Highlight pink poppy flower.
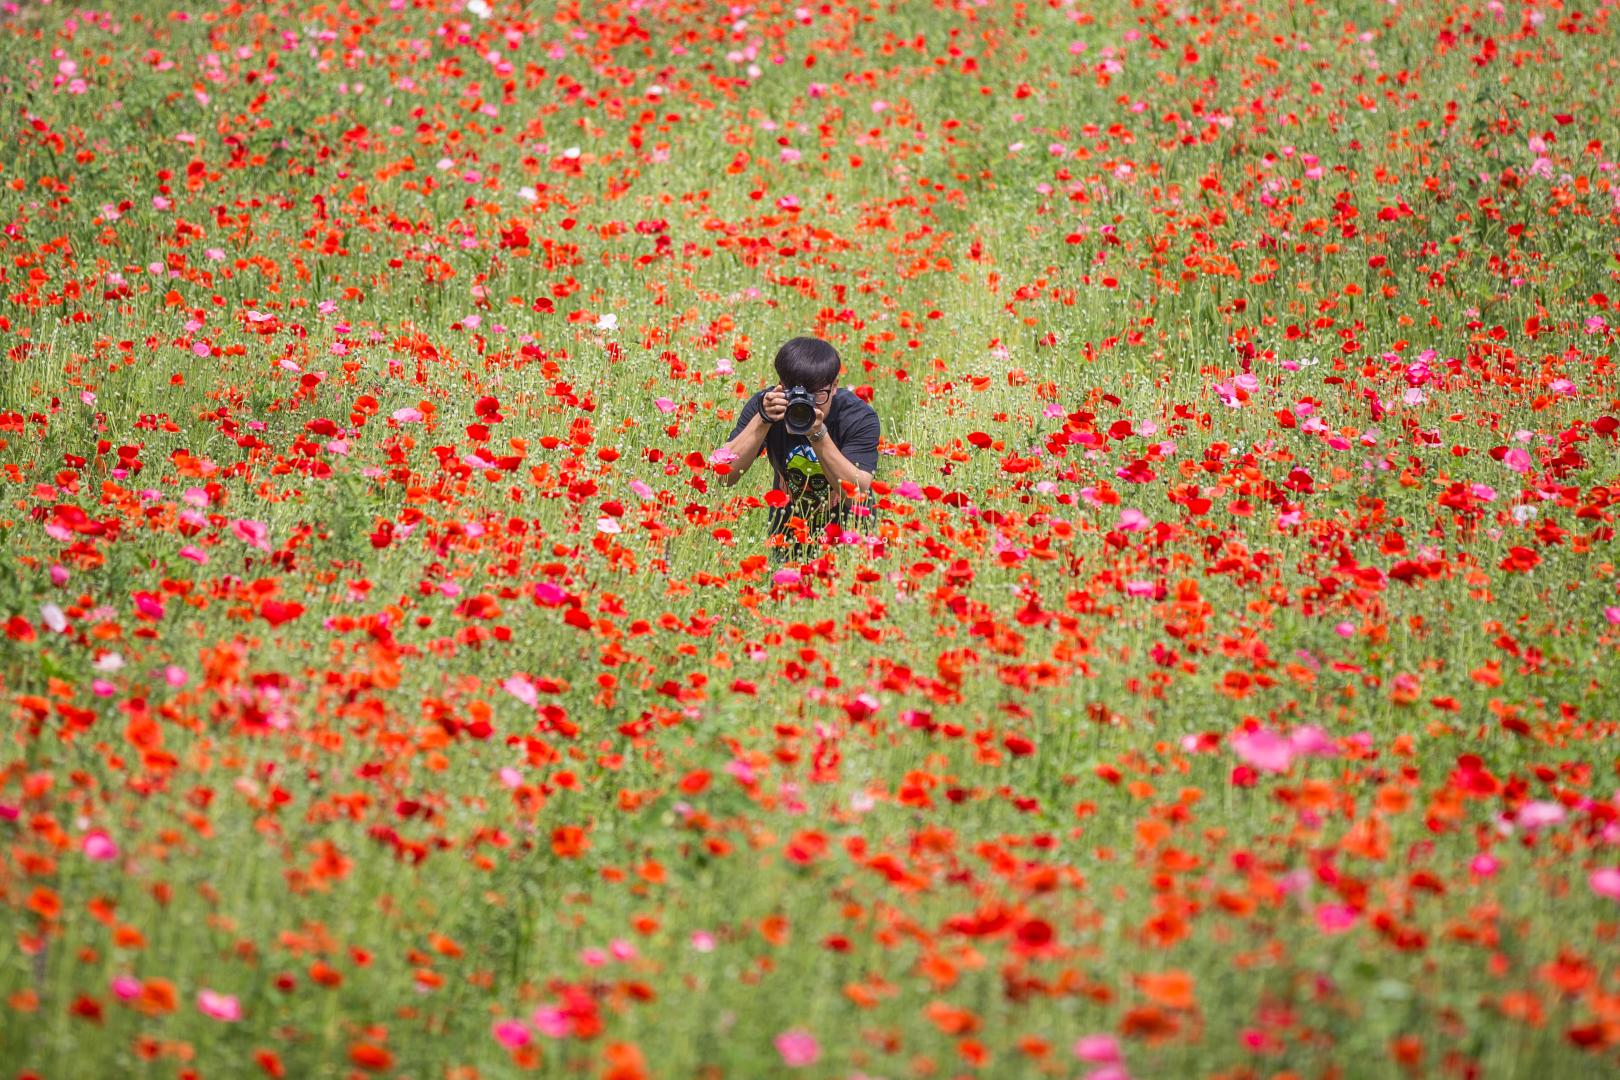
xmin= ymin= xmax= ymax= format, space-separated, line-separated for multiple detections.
xmin=1289 ymin=725 xmax=1337 ymax=758
xmin=531 ymin=1004 xmax=569 ymax=1038
xmin=1085 ymin=1068 xmax=1133 ymax=1080
xmin=493 ymin=1020 xmax=531 ymax=1048
xmin=197 ymin=989 xmax=241 ymax=1021
xmin=775 ymin=1029 xmax=820 ymax=1068
xmin=1516 ymin=801 xmax=1565 ymax=830
xmin=1232 ymin=729 xmax=1294 ymax=773
xmin=1590 ymin=868 xmax=1620 ymax=900
xmin=230 ymin=518 xmax=271 ymax=552
xmin=1315 ymin=904 xmax=1359 ymax=933
xmin=1073 ymin=1034 xmax=1121 ymax=1063
xmin=83 ymin=832 xmax=119 ymax=861
xmin=502 ymin=676 xmax=538 ymax=707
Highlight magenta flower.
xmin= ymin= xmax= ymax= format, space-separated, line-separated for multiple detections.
xmin=83 ymin=832 xmax=119 ymax=861
xmin=1289 ymin=725 xmax=1337 ymax=758
xmin=1591 ymin=867 xmax=1620 ymax=901
xmin=775 ymin=1029 xmax=820 ymax=1068
xmin=1515 ymin=801 xmax=1565 ymax=831
xmin=502 ymin=675 xmax=538 ymax=707
xmin=1073 ymin=1034 xmax=1122 ymax=1063
xmin=1232 ymin=728 xmax=1294 ymax=773
xmin=230 ymin=518 xmax=271 ymax=552
xmin=197 ymin=989 xmax=241 ymax=1021
xmin=1085 ymin=1068 xmax=1133 ymax=1080
xmin=492 ymin=1020 xmax=531 ymax=1049
xmin=1314 ymin=904 xmax=1359 ymax=934
xmin=531 ymin=1004 xmax=569 ymax=1038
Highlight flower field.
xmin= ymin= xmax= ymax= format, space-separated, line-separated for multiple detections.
xmin=5 ymin=0 xmax=1620 ymax=1075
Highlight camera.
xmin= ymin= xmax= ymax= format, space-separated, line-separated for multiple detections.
xmin=782 ymin=384 xmax=817 ymax=435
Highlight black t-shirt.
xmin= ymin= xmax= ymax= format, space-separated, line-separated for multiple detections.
xmin=728 ymin=386 xmax=880 ymax=531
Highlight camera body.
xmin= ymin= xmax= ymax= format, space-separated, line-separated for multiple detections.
xmin=783 ymin=384 xmax=818 ymax=435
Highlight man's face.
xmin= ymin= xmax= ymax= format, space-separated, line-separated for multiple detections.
xmin=778 ymin=375 xmax=836 ymax=403
xmin=806 ymin=376 xmax=836 ymax=429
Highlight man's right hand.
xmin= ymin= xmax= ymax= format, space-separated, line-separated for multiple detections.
xmin=761 ymin=385 xmax=788 ymax=423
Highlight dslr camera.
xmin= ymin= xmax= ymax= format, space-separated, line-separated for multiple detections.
xmin=782 ymin=384 xmax=818 ymax=435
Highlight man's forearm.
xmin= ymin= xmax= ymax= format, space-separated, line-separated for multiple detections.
xmin=716 ymin=414 xmax=771 ymax=486
xmin=811 ymin=435 xmax=873 ymax=501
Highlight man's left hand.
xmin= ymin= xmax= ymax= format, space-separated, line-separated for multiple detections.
xmin=809 ymin=397 xmax=831 ymax=437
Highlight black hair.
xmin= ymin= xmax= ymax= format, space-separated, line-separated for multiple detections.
xmin=774 ymin=336 xmax=841 ymax=391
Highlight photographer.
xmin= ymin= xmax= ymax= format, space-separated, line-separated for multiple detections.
xmin=713 ymin=336 xmax=880 ymax=558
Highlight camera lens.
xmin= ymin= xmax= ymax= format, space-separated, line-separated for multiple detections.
xmin=784 ymin=385 xmax=816 ymax=434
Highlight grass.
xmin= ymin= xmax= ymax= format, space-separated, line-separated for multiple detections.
xmin=1 ymin=0 xmax=1620 ymax=1077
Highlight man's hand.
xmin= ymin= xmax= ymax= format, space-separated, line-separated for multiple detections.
xmin=761 ymin=385 xmax=788 ymax=423
xmin=713 ymin=386 xmax=781 ymax=487
xmin=808 ymin=394 xmax=832 ymax=436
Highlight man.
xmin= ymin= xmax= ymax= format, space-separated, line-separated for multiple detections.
xmin=714 ymin=336 xmax=880 ymax=558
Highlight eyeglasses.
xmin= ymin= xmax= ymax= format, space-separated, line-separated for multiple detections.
xmin=811 ymin=386 xmax=835 ymax=404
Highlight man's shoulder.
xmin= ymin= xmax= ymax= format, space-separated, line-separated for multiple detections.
xmin=835 ymin=387 xmax=879 ymax=421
